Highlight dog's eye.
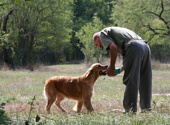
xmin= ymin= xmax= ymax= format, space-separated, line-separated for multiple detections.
xmin=98 ymin=65 xmax=101 ymax=67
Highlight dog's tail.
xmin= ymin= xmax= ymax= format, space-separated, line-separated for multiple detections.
xmin=43 ymin=78 xmax=58 ymax=101
xmin=43 ymin=88 xmax=47 ymax=100
xmin=43 ymin=80 xmax=49 ymax=100
xmin=43 ymin=79 xmax=55 ymax=101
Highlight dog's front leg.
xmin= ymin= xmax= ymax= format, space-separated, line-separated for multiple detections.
xmin=84 ymin=99 xmax=94 ymax=112
xmin=73 ymin=100 xmax=84 ymax=113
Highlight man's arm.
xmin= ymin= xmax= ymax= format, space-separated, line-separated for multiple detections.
xmin=106 ymin=42 xmax=118 ymax=76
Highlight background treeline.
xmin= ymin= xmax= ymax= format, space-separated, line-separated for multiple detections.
xmin=0 ymin=0 xmax=169 ymax=69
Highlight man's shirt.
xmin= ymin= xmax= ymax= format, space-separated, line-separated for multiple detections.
xmin=99 ymin=27 xmax=142 ymax=54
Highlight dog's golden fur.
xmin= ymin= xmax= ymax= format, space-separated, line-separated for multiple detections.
xmin=44 ymin=63 xmax=107 ymax=113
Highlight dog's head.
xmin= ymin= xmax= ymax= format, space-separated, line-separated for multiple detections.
xmin=90 ymin=63 xmax=108 ymax=76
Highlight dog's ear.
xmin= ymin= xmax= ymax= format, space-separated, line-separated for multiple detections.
xmin=85 ymin=68 xmax=93 ymax=77
xmin=98 ymin=65 xmax=101 ymax=68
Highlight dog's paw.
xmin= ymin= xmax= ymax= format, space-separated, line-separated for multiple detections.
xmin=73 ymin=105 xmax=77 ymax=112
xmin=73 ymin=105 xmax=81 ymax=113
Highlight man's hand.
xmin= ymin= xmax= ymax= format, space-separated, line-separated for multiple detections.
xmin=120 ymin=65 xmax=124 ymax=72
xmin=106 ymin=65 xmax=117 ymax=77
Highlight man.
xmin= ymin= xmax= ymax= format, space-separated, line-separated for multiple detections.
xmin=93 ymin=27 xmax=152 ymax=114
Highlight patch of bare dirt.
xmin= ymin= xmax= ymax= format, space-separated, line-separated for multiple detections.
xmin=4 ymin=99 xmax=124 ymax=115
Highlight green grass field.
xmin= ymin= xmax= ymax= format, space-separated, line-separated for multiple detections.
xmin=0 ymin=63 xmax=170 ymax=124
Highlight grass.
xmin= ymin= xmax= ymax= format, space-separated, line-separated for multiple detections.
xmin=0 ymin=63 xmax=170 ymax=124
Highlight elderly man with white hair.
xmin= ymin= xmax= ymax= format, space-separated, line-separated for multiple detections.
xmin=93 ymin=27 xmax=152 ymax=114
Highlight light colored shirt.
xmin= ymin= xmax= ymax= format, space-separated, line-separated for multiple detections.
xmin=99 ymin=27 xmax=142 ymax=54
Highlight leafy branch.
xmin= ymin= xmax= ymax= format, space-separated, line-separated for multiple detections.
xmin=144 ymin=0 xmax=170 ymax=38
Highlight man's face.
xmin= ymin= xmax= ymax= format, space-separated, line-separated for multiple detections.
xmin=94 ymin=37 xmax=104 ymax=49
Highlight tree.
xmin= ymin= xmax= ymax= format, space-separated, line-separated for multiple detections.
xmin=0 ymin=0 xmax=73 ymax=68
xmin=143 ymin=0 xmax=170 ymax=40
xmin=0 ymin=1 xmax=15 ymax=69
xmin=111 ymin=0 xmax=169 ymax=41
xmin=76 ymin=17 xmax=106 ymax=64
xmin=65 ymin=0 xmax=115 ymax=63
xmin=111 ymin=0 xmax=170 ymax=62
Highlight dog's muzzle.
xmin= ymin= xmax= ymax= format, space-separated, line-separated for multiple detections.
xmin=99 ymin=70 xmax=106 ymax=75
xmin=99 ymin=65 xmax=108 ymax=75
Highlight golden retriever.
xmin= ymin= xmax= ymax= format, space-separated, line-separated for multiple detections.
xmin=44 ymin=63 xmax=107 ymax=113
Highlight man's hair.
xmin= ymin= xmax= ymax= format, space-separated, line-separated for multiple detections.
xmin=92 ymin=32 xmax=100 ymax=41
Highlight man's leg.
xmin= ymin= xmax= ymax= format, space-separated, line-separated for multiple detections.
xmin=123 ymin=42 xmax=143 ymax=113
xmin=139 ymin=44 xmax=152 ymax=112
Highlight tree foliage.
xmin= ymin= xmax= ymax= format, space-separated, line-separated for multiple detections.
xmin=111 ymin=0 xmax=170 ymax=62
xmin=111 ymin=0 xmax=170 ymax=43
xmin=66 ymin=0 xmax=114 ymax=63
xmin=0 ymin=0 xmax=73 ymax=68
xmin=0 ymin=0 xmax=170 ymax=67
xmin=76 ymin=17 xmax=106 ymax=63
